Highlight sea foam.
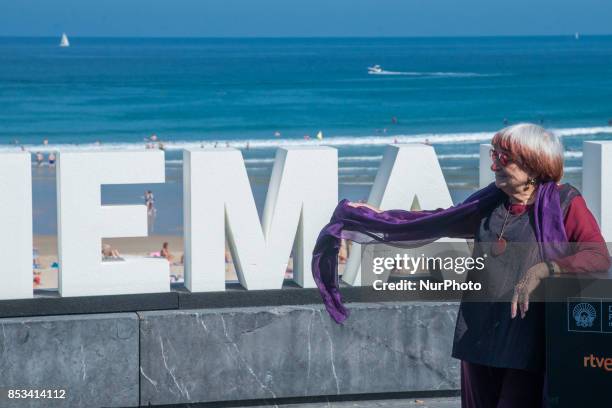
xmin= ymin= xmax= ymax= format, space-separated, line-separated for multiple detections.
xmin=4 ymin=126 xmax=611 ymax=153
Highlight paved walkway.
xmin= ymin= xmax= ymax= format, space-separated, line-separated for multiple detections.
xmin=240 ymin=397 xmax=460 ymax=408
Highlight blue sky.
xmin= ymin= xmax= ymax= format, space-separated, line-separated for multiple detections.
xmin=1 ymin=0 xmax=611 ymax=37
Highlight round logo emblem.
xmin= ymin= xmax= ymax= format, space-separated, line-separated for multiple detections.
xmin=573 ymin=303 xmax=597 ymax=328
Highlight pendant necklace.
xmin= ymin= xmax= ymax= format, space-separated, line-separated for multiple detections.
xmin=492 ymin=185 xmax=536 ymax=257
xmin=491 ymin=205 xmax=511 ymax=257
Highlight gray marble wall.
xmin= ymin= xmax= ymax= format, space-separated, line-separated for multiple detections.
xmin=0 ymin=302 xmax=459 ymax=407
xmin=139 ymin=302 xmax=460 ymax=406
xmin=0 ymin=313 xmax=139 ymax=408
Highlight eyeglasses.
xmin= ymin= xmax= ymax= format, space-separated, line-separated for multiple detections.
xmin=489 ymin=149 xmax=513 ymax=167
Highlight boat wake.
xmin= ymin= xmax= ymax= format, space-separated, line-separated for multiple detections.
xmin=368 ymin=70 xmax=499 ymax=77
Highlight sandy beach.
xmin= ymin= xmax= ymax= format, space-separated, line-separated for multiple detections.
xmin=33 ymin=234 xmax=189 ymax=289
xmin=32 ymin=234 xmax=303 ymax=290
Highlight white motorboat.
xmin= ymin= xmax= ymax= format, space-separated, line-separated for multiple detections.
xmin=368 ymin=65 xmax=383 ymax=74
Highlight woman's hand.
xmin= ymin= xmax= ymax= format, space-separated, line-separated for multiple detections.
xmin=347 ymin=202 xmax=383 ymax=213
xmin=511 ymin=262 xmax=555 ymax=319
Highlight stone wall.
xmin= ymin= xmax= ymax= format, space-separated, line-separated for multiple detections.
xmin=0 ymin=313 xmax=139 ymax=407
xmin=0 ymin=301 xmax=459 ymax=407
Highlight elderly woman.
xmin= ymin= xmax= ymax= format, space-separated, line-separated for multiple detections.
xmin=312 ymin=123 xmax=610 ymax=408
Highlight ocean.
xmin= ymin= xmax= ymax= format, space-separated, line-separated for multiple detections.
xmin=1 ymin=36 xmax=612 ymax=234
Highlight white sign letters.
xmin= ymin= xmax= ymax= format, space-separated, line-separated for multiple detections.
xmin=0 ymin=153 xmax=33 ymax=299
xmin=56 ymin=151 xmax=170 ymax=296
xmin=184 ymin=147 xmax=337 ymax=291
xmin=0 ymin=140 xmax=608 ymax=300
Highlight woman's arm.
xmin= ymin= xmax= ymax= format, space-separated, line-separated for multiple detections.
xmin=514 ymin=196 xmax=610 ymax=318
xmin=554 ymin=196 xmax=611 ymax=273
xmin=347 ymin=202 xmax=382 ymax=212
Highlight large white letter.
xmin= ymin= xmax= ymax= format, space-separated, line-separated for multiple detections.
xmin=479 ymin=144 xmax=494 ymax=188
xmin=56 ymin=151 xmax=169 ymax=296
xmin=0 ymin=153 xmax=33 ymax=300
xmin=183 ymin=146 xmax=337 ymax=291
xmin=342 ymin=144 xmax=467 ymax=286
xmin=582 ymin=141 xmax=612 ymax=242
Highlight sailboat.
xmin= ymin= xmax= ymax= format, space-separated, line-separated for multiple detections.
xmin=316 ymin=131 xmax=323 ymax=141
xmin=60 ymin=33 xmax=70 ymax=47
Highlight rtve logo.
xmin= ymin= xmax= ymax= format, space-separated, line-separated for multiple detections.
xmin=583 ymin=354 xmax=612 ymax=372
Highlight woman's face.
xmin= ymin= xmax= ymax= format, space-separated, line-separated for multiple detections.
xmin=490 ymin=147 xmax=533 ymax=193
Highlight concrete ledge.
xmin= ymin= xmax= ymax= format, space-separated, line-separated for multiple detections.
xmin=139 ymin=302 xmax=459 ymax=406
xmin=0 ymin=313 xmax=139 ymax=407
xmin=1 ymin=281 xmax=459 ymax=319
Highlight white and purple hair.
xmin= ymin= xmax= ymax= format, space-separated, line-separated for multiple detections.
xmin=492 ymin=123 xmax=564 ymax=182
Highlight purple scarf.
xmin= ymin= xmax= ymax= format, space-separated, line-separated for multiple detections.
xmin=312 ymin=181 xmax=568 ymax=324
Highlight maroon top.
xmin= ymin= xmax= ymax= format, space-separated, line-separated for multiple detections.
xmin=452 ymin=184 xmax=610 ymax=371
xmin=508 ymin=195 xmax=610 ymax=273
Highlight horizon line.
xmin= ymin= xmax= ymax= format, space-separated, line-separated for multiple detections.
xmin=1 ymin=33 xmax=611 ymax=40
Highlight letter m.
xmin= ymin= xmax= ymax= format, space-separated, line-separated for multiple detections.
xmin=184 ymin=147 xmax=337 ymax=291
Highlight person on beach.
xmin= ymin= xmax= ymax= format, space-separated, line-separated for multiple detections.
xmin=160 ymin=242 xmax=174 ymax=262
xmin=35 ymin=152 xmax=44 ymax=166
xmin=143 ymin=190 xmax=156 ymax=232
xmin=47 ymin=152 xmax=56 ymax=166
xmin=312 ymin=123 xmax=610 ymax=408
xmin=147 ymin=202 xmax=156 ymax=231
xmin=32 ymin=248 xmax=41 ymax=269
xmin=145 ymin=191 xmax=156 ymax=215
xmin=338 ymin=239 xmax=348 ymax=264
xmin=144 ymin=190 xmax=154 ymax=206
xmin=101 ymin=244 xmax=122 ymax=260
